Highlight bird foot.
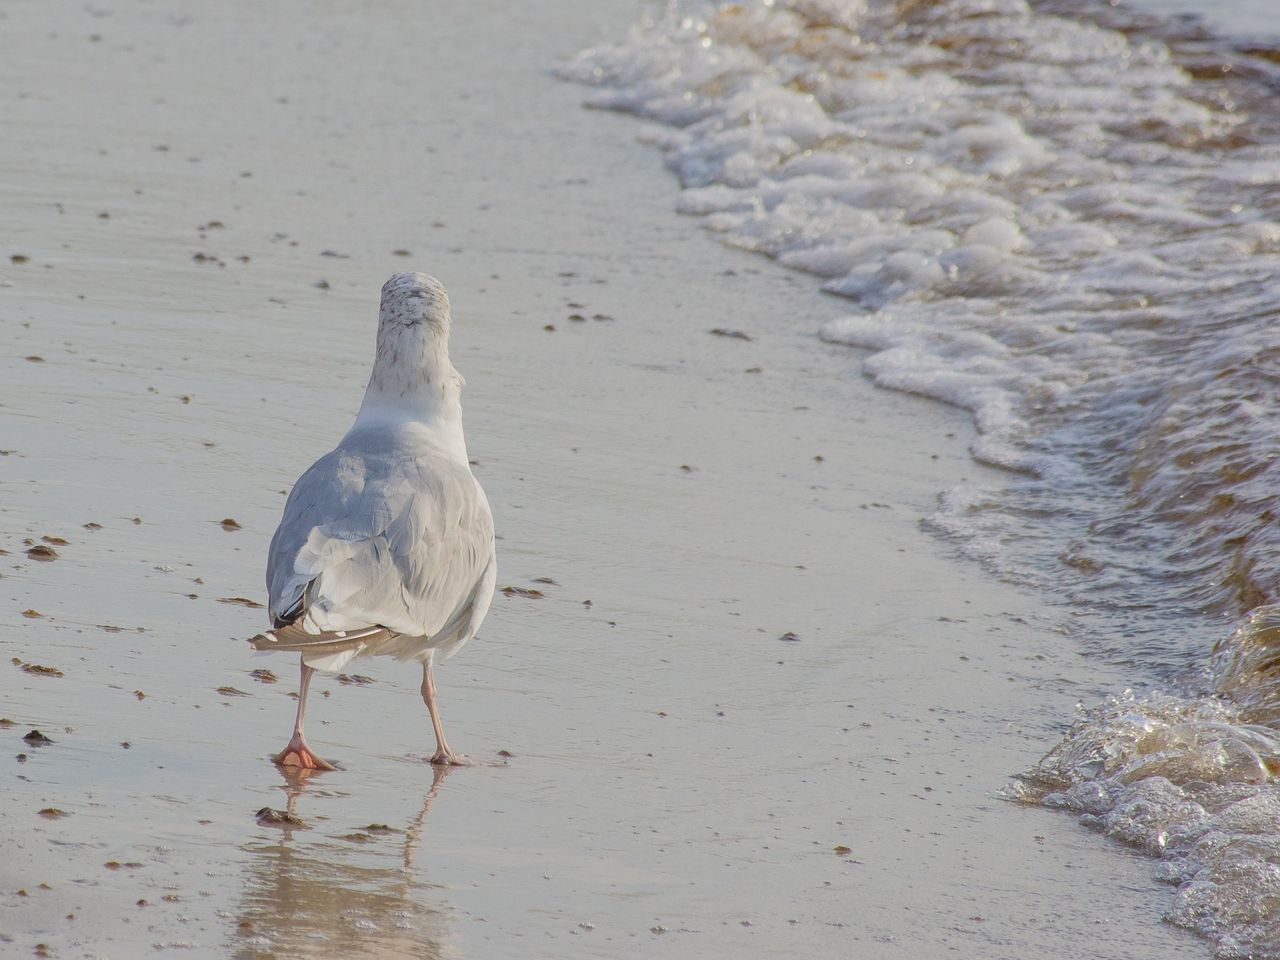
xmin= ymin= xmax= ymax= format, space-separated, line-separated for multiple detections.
xmin=273 ymin=735 xmax=336 ymax=771
xmin=429 ymin=749 xmax=474 ymax=767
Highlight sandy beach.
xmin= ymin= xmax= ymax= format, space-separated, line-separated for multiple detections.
xmin=0 ymin=2 xmax=1208 ymax=958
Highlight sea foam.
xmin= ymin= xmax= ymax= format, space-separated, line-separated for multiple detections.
xmin=562 ymin=0 xmax=1280 ymax=953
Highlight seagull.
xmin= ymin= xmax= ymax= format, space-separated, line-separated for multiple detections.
xmin=248 ymin=272 xmax=496 ymax=769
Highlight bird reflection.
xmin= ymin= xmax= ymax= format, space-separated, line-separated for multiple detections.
xmin=232 ymin=764 xmax=456 ymax=958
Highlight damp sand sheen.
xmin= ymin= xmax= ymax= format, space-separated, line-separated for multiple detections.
xmin=1 ymin=2 xmax=1277 ymax=959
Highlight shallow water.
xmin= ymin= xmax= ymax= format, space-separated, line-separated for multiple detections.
xmin=561 ymin=0 xmax=1280 ymax=954
xmin=7 ymin=3 xmax=1218 ymax=958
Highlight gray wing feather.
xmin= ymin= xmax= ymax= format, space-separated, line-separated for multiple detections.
xmin=266 ymin=437 xmax=495 ymax=650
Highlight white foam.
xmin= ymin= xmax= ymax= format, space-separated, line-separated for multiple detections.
xmin=1013 ymin=611 xmax=1280 ymax=957
xmin=562 ymin=1 xmax=1280 ymax=953
xmin=558 ymin=0 xmax=1280 ymax=588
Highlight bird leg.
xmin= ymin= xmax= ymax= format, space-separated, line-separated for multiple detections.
xmin=274 ymin=658 xmax=336 ymax=771
xmin=421 ymin=657 xmax=471 ymax=765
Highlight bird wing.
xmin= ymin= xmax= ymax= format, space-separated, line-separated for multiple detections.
xmin=266 ymin=437 xmax=495 ymax=645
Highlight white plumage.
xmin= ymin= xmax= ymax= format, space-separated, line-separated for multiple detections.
xmin=250 ymin=272 xmax=496 ymax=768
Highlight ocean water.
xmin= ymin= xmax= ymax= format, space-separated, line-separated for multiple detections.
xmin=560 ymin=1 xmax=1280 ymax=956
xmin=1128 ymin=0 xmax=1277 ymax=39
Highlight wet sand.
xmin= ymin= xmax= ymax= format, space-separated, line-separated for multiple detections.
xmin=1 ymin=3 xmax=1204 ymax=958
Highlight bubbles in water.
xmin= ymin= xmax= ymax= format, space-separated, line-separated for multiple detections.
xmin=1014 ymin=627 xmax=1280 ymax=957
xmin=559 ymin=0 xmax=1280 ymax=636
xmin=562 ymin=2 xmax=1280 ymax=954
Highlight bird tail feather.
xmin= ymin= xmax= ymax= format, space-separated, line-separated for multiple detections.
xmin=247 ymin=623 xmax=393 ymax=656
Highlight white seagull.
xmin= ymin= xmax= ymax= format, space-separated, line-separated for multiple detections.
xmin=248 ymin=272 xmax=496 ymax=769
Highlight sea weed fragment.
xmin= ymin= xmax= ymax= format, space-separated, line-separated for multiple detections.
xmin=501 ymin=586 xmax=544 ymax=599
xmin=19 ymin=663 xmax=63 ymax=677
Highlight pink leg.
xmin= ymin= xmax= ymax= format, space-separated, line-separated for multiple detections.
xmin=274 ymin=657 xmax=336 ymax=771
xmin=421 ymin=657 xmax=470 ymax=766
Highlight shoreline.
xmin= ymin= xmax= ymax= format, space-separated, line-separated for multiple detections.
xmin=1 ymin=2 xmax=1205 ymax=957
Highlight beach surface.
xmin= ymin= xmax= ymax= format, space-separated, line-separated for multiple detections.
xmin=1 ymin=2 xmax=1204 ymax=958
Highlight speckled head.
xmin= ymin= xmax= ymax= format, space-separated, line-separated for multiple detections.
xmin=363 ymin=273 xmax=463 ymax=419
xmin=378 ymin=272 xmax=451 ymax=335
